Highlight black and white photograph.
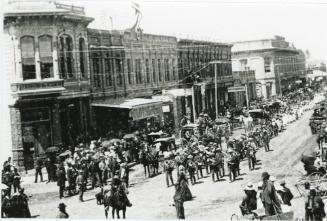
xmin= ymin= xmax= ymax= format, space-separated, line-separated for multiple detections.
xmin=1 ymin=0 xmax=327 ymax=219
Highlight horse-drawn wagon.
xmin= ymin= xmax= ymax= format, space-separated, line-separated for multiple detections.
xmin=296 ymin=150 xmax=327 ymax=198
xmin=231 ymin=208 xmax=294 ymax=220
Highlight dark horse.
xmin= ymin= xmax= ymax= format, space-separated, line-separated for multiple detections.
xmin=104 ymin=189 xmax=127 ymax=219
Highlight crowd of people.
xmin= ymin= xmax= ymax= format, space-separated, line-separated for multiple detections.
xmin=1 ymin=87 xmax=321 ymax=219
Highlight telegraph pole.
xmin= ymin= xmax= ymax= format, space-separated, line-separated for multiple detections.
xmin=209 ymin=60 xmax=231 ymax=120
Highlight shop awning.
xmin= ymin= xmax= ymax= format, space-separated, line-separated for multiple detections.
xmin=92 ymin=98 xmax=163 ymax=120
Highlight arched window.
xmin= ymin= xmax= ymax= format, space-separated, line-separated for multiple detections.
xmin=79 ymin=38 xmax=87 ymax=78
xmin=21 ymin=36 xmax=36 ymax=80
xmin=58 ymin=34 xmax=74 ymax=79
xmin=39 ymin=35 xmax=53 ymax=79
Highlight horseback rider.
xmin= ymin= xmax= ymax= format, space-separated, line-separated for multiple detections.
xmin=111 ymin=175 xmax=132 ymax=207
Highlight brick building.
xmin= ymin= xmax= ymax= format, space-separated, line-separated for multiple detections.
xmin=87 ymin=28 xmax=178 ymax=136
xmin=232 ymin=36 xmax=306 ymax=99
xmin=230 ymin=70 xmax=257 ymax=107
xmin=176 ymin=39 xmax=233 ymax=122
xmin=4 ymin=1 xmax=94 ymax=168
xmin=4 ymin=1 xmax=235 ymax=168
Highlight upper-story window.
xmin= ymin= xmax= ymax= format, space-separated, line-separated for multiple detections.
xmin=115 ymin=58 xmax=123 ymax=86
xmin=158 ymin=59 xmax=162 ymax=82
xmin=240 ymin=59 xmax=248 ymax=71
xmin=21 ymin=36 xmax=36 ymax=80
xmin=164 ymin=59 xmax=170 ymax=81
xmin=172 ymin=59 xmax=176 ymax=80
xmin=127 ymin=59 xmax=133 ymax=85
xmin=39 ymin=35 xmax=53 ymax=79
xmin=79 ymin=38 xmax=88 ymax=78
xmin=264 ymin=57 xmax=271 ymax=73
xmin=91 ymin=51 xmax=101 ymax=88
xmin=104 ymin=52 xmax=112 ymax=87
xmin=152 ymin=59 xmax=156 ymax=83
xmin=145 ymin=59 xmax=150 ymax=83
xmin=135 ymin=59 xmax=142 ymax=84
xmin=58 ymin=34 xmax=74 ymax=79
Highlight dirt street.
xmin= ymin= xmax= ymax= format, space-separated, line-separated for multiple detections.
xmin=23 ymin=109 xmax=318 ymax=219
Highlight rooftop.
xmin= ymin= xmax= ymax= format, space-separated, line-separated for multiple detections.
xmin=4 ymin=0 xmax=93 ymax=21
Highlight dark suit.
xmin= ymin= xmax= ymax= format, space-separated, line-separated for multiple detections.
xmin=57 ymin=168 xmax=66 ymax=199
xmin=34 ymin=158 xmax=43 ymax=183
xmin=305 ymin=195 xmax=326 ymax=221
xmin=260 ymin=180 xmax=281 ymax=216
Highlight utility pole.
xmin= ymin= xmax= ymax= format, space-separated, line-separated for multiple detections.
xmin=209 ymin=60 xmax=231 ymax=120
xmin=214 ymin=63 xmax=218 ymax=120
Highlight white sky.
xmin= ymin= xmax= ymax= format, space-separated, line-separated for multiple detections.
xmin=59 ymin=0 xmax=327 ymax=61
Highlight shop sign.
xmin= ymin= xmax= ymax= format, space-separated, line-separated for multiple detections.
xmin=130 ymin=104 xmax=163 ymax=121
xmin=228 ymin=86 xmax=246 ymax=93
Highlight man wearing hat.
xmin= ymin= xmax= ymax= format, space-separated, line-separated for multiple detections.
xmin=187 ymin=157 xmax=197 ymax=185
xmin=76 ymin=170 xmax=86 ymax=202
xmin=305 ymin=188 xmax=326 ymax=221
xmin=56 ymin=165 xmax=66 ymax=199
xmin=34 ymin=157 xmax=43 ymax=183
xmin=277 ymin=180 xmax=293 ymax=206
xmin=66 ymin=163 xmax=76 ymax=196
xmin=260 ymin=172 xmax=282 ymax=216
xmin=194 ymin=152 xmax=204 ymax=179
xmin=163 ymin=157 xmax=174 ymax=187
xmin=56 ymin=203 xmax=69 ymax=218
xmin=240 ymin=183 xmax=257 ymax=217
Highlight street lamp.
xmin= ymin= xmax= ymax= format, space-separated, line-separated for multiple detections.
xmin=209 ymin=60 xmax=231 ymax=120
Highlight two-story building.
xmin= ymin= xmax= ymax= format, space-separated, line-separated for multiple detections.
xmin=232 ymin=36 xmax=306 ymax=99
xmin=87 ymin=28 xmax=178 ymax=137
xmin=230 ymin=70 xmax=257 ymax=107
xmin=4 ymin=1 xmax=94 ymax=168
xmin=176 ymin=39 xmax=233 ymax=121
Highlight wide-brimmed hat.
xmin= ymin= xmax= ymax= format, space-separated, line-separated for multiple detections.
xmin=58 ymin=203 xmax=66 ymax=209
xmin=244 ymin=183 xmax=255 ymax=191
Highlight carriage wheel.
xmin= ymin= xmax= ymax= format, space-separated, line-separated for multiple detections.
xmin=306 ymin=172 xmax=325 ymax=185
xmin=230 ymin=213 xmax=239 ymax=220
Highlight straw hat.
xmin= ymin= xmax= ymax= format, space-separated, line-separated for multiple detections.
xmin=244 ymin=183 xmax=255 ymax=191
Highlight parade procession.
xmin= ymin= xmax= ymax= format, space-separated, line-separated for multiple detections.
xmin=1 ymin=0 xmax=327 ymax=220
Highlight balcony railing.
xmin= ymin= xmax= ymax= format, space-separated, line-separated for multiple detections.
xmin=11 ymin=79 xmax=65 ymax=96
xmin=233 ymin=71 xmax=256 ymax=83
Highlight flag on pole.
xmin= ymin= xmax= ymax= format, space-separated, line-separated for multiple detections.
xmin=132 ymin=2 xmax=141 ymax=15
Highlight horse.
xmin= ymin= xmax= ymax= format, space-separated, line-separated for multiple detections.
xmin=104 ymin=188 xmax=127 ymax=219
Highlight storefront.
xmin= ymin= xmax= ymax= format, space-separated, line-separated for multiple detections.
xmin=10 ymin=94 xmax=90 ymax=169
xmin=92 ymin=98 xmax=164 ymax=137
